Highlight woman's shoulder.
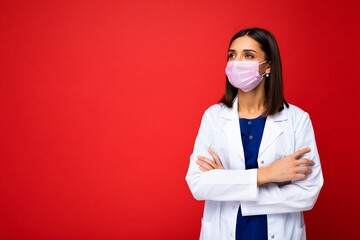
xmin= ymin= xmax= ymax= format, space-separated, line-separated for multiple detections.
xmin=282 ymin=103 xmax=312 ymax=128
xmin=204 ymin=102 xmax=227 ymax=116
xmin=199 ymin=103 xmax=229 ymax=124
xmin=285 ymin=103 xmax=309 ymax=117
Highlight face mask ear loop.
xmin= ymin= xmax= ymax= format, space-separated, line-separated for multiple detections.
xmin=259 ymin=60 xmax=267 ymax=65
xmin=258 ymin=61 xmax=268 ymax=80
xmin=259 ymin=61 xmax=269 ymax=79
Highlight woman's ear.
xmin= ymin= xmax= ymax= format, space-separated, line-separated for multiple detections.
xmin=266 ymin=61 xmax=271 ymax=74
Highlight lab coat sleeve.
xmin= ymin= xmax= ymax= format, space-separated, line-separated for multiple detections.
xmin=240 ymin=111 xmax=324 ymax=216
xmin=185 ymin=105 xmax=259 ymax=201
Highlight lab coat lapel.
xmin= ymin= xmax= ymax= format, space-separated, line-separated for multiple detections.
xmin=220 ymin=98 xmax=288 ymax=165
xmin=220 ymin=97 xmax=245 ymax=162
xmin=258 ymin=110 xmax=287 ymax=156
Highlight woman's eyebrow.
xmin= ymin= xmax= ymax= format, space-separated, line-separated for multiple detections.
xmin=243 ymin=49 xmax=257 ymax=53
xmin=228 ymin=49 xmax=258 ymax=53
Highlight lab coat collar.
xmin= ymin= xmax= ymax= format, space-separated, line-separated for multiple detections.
xmin=220 ymin=96 xmax=288 ymax=158
xmin=220 ymin=96 xmax=288 ymax=121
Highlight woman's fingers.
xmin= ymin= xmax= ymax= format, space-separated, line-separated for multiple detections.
xmin=197 ymin=156 xmax=216 ymax=171
xmin=263 ymin=147 xmax=315 ymax=183
xmin=291 ymin=147 xmax=311 ymax=159
xmin=296 ymin=165 xmax=313 ymax=174
xmin=293 ymin=173 xmax=308 ymax=181
xmin=197 ymin=148 xmax=224 ymax=172
xmin=296 ymin=158 xmax=315 ymax=166
xmin=208 ymin=148 xmax=224 ymax=169
xmin=289 ymin=158 xmax=314 ymax=181
xmin=199 ymin=165 xmax=209 ymax=172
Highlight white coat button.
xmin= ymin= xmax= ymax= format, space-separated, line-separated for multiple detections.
xmin=232 ymin=205 xmax=236 ymax=209
xmin=249 ymin=135 xmax=253 ymax=140
xmin=230 ymin=233 xmax=234 ymax=238
xmin=261 ymin=160 xmax=264 ymax=164
xmin=271 ymin=235 xmax=275 ymax=239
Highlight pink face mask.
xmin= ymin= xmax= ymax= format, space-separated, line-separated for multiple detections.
xmin=225 ymin=61 xmax=267 ymax=92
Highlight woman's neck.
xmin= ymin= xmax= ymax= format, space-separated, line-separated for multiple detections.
xmin=237 ymin=88 xmax=265 ymax=119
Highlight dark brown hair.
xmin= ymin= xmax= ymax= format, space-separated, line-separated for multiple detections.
xmin=220 ymin=28 xmax=289 ymax=116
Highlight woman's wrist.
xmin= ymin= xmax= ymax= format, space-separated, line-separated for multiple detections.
xmin=257 ymin=167 xmax=270 ymax=186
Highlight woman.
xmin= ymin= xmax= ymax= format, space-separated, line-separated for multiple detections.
xmin=185 ymin=28 xmax=323 ymax=240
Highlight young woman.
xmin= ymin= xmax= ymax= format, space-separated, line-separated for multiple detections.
xmin=186 ymin=28 xmax=323 ymax=240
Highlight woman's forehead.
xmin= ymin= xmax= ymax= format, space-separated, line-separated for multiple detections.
xmin=229 ymin=36 xmax=261 ymax=51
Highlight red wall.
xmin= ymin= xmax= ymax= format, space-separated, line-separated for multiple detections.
xmin=1 ymin=0 xmax=359 ymax=239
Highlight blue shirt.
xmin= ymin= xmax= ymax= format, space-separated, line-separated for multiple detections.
xmin=236 ymin=116 xmax=268 ymax=240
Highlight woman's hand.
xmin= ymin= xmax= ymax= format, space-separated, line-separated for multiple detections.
xmin=258 ymin=147 xmax=315 ymax=185
xmin=196 ymin=148 xmax=224 ymax=172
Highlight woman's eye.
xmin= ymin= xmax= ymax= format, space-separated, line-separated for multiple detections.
xmin=228 ymin=53 xmax=236 ymax=59
xmin=244 ymin=54 xmax=254 ymax=59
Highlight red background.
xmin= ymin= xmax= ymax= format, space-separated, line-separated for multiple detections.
xmin=1 ymin=0 xmax=359 ymax=239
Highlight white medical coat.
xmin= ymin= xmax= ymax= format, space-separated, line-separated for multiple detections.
xmin=186 ymin=98 xmax=323 ymax=240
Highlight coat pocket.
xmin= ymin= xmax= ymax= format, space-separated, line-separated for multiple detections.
xmin=293 ymin=224 xmax=306 ymax=240
xmin=200 ymin=219 xmax=213 ymax=240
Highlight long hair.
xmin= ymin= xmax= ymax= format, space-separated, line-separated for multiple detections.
xmin=220 ymin=28 xmax=289 ymax=116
